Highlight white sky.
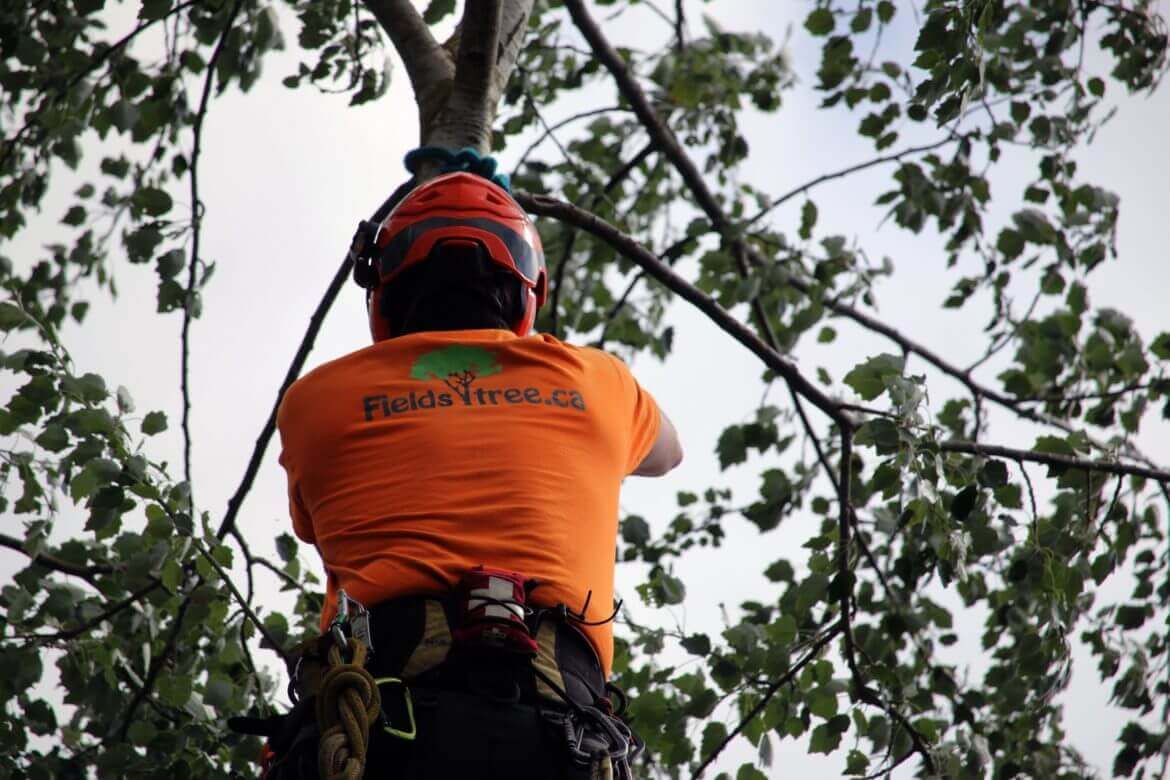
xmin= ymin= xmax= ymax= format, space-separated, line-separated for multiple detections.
xmin=2 ymin=1 xmax=1168 ymax=777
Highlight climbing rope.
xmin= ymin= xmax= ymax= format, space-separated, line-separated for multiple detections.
xmin=315 ymin=638 xmax=382 ymax=780
xmin=403 ymin=145 xmax=512 ymax=191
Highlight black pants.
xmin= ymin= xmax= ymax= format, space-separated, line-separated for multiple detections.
xmin=269 ymin=688 xmax=599 ymax=780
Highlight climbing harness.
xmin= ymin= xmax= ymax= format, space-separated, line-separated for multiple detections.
xmin=232 ymin=573 xmax=643 ymax=779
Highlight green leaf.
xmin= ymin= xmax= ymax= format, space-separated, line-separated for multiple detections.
xmin=276 ymin=533 xmax=298 ymax=563
xmin=203 ymin=673 xmax=234 ymax=707
xmin=994 ymin=483 xmax=1023 ymax=509
xmin=621 ymin=515 xmax=650 ymax=546
xmin=35 ymin=424 xmax=69 ymax=452
xmin=701 ymin=722 xmax=728 ymax=762
xmin=156 ymin=249 xmax=186 ymax=279
xmin=133 ymin=186 xmax=173 ymax=216
xmin=799 ymin=200 xmax=818 ymax=240
xmin=950 ymin=485 xmax=978 ymax=520
xmin=844 ymin=354 xmax=905 ymax=400
xmin=158 ymin=674 xmax=192 ymax=707
xmin=161 ymin=557 xmax=182 ymax=592
xmin=805 ymin=8 xmax=835 ymax=36
xmin=809 ymin=722 xmax=842 ymax=753
xmin=765 ymin=559 xmax=794 ymax=583
xmin=681 ymin=633 xmax=711 ymax=656
xmin=716 ymin=425 xmax=747 ymax=469
xmin=1150 ymin=333 xmax=1170 ymax=360
xmin=851 ymin=7 xmax=873 ymax=33
xmin=978 ymin=460 xmax=1009 ymax=488
xmin=422 ymin=0 xmax=455 ymax=24
xmin=0 ymin=302 xmax=27 ymax=330
xmin=141 ymin=411 xmax=168 ymax=435
xmin=808 ymin=687 xmax=838 ymax=718
xmin=1114 ymin=604 xmax=1148 ymax=629
xmin=652 ymin=571 xmax=686 ymax=605
xmin=126 ymin=720 xmax=157 ymax=746
xmin=62 ymin=205 xmax=87 ymax=226
xmin=736 ymin=764 xmax=768 ymax=780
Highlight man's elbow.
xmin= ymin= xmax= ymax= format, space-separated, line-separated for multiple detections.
xmin=633 ymin=441 xmax=683 ymax=477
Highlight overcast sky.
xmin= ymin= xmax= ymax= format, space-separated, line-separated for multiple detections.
xmin=3 ymin=1 xmax=1168 ymax=776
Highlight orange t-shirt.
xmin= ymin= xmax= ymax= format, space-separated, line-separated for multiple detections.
xmin=276 ymin=329 xmax=661 ymax=676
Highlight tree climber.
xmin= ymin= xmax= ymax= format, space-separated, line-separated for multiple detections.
xmin=240 ymin=155 xmax=682 ymax=779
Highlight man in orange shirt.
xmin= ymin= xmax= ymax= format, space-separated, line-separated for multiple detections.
xmin=271 ymin=170 xmax=681 ymax=778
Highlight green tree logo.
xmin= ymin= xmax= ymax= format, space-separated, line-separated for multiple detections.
xmin=410 ymin=345 xmax=502 ymax=401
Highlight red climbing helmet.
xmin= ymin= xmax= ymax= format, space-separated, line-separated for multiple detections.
xmin=357 ymin=172 xmax=547 ymax=341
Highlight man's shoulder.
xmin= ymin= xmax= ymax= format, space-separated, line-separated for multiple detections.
xmin=280 ymin=344 xmax=384 ymax=418
xmin=529 ymin=333 xmax=620 ymax=370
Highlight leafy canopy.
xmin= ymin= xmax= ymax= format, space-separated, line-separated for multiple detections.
xmin=1 ymin=1 xmax=1168 ymax=778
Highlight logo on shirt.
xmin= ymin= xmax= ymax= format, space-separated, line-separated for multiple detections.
xmin=361 ymin=345 xmax=586 ymax=422
xmin=410 ymin=345 xmax=502 ymax=396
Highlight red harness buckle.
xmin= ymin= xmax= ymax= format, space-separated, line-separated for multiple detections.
xmin=452 ymin=566 xmax=538 ymax=655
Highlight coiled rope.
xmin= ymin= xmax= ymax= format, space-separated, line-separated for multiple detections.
xmin=316 ymin=638 xmax=382 ymax=780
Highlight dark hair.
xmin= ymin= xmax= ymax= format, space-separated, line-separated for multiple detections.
xmin=380 ymin=242 xmax=522 ymax=336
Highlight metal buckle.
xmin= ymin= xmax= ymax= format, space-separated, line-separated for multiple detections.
xmin=329 ymin=589 xmax=375 ymax=655
xmin=374 ymin=677 xmax=416 ymax=741
xmin=350 ymin=601 xmax=374 ymax=654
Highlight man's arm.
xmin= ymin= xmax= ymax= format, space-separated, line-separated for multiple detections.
xmin=632 ymin=409 xmax=683 ymax=477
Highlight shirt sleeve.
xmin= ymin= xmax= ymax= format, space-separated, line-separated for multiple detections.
xmin=601 ymin=352 xmax=662 ymax=475
xmin=277 ymin=385 xmax=315 ymax=544
xmin=288 ymin=482 xmax=315 ymax=544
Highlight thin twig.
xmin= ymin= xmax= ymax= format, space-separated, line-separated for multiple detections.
xmin=192 ymin=538 xmax=290 ymax=665
xmin=181 ymin=0 xmax=247 ymax=507
xmin=512 ymin=105 xmax=629 ymax=172
xmin=691 ymin=625 xmax=840 ymax=778
xmin=743 ymin=137 xmax=958 ymax=230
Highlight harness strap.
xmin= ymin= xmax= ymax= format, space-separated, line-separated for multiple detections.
xmin=315 ymin=638 xmax=381 ymax=780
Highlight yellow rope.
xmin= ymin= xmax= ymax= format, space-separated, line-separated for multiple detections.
xmin=316 ymin=638 xmax=382 ymax=780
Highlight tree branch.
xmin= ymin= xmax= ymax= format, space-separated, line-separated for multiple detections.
xmin=0 ymin=533 xmax=112 ymax=587
xmin=491 ymin=0 xmax=538 ymax=111
xmin=363 ymin=0 xmax=454 ymax=136
xmin=564 ymin=0 xmax=730 ymax=236
xmin=563 ymin=0 xmax=1168 ymax=484
xmin=938 ymin=439 xmax=1170 ymax=484
xmin=426 ymin=0 xmax=503 ymax=152
xmin=516 ymin=192 xmax=846 ymax=423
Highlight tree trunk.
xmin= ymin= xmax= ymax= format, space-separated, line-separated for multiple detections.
xmin=366 ymin=0 xmax=535 ymax=182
